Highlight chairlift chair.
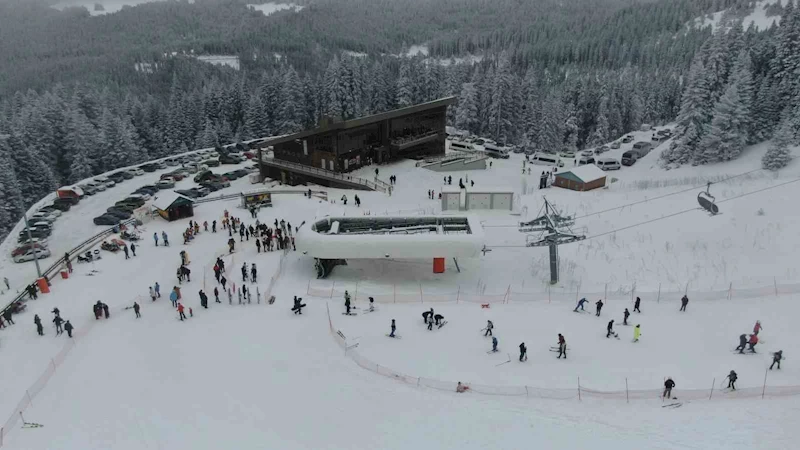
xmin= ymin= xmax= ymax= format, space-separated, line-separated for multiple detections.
xmin=697 ymin=182 xmax=720 ymax=215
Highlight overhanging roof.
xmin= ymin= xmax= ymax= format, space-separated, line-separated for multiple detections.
xmin=152 ymin=192 xmax=194 ymax=211
xmin=556 ymin=164 xmax=606 ymax=183
xmin=260 ymin=97 xmax=457 ymax=147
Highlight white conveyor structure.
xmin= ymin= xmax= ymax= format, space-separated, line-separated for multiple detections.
xmin=296 ymin=216 xmax=485 ymax=278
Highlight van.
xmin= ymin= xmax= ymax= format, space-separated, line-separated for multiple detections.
xmin=450 ymin=140 xmax=474 ymax=152
xmin=621 ymin=151 xmax=638 ymax=166
xmin=632 ymin=142 xmax=652 ymax=156
xmin=483 ymin=142 xmax=510 ymax=159
xmin=531 ymin=153 xmax=565 ymax=167
xmin=596 ymin=158 xmax=621 ymax=171
xmin=577 ymin=155 xmax=595 ymax=166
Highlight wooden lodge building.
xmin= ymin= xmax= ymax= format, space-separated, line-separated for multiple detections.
xmin=258 ymin=97 xmax=456 ymax=190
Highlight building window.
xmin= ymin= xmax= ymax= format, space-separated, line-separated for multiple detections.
xmin=303 ymin=140 xmax=308 ymax=156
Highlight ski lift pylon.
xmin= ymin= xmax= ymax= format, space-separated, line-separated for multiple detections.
xmin=697 ymin=182 xmax=720 ymax=215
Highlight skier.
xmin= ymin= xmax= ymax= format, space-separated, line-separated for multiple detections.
xmin=574 ymin=298 xmax=588 ymax=312
xmin=434 ymin=314 xmax=444 ymax=326
xmin=34 ymin=314 xmax=43 ymax=336
xmin=427 ymin=314 xmax=434 ymax=331
xmin=389 ymin=319 xmax=396 ymax=337
xmin=177 ymin=303 xmax=187 ymax=321
xmin=344 ymin=291 xmax=352 ymax=315
xmin=726 ymin=370 xmax=738 ymax=390
xmin=52 ymin=307 xmax=60 ymax=318
xmin=519 ymin=342 xmax=527 ymax=362
xmin=214 ymin=286 xmax=220 ymax=303
xmin=154 ymin=282 xmax=161 ymax=298
xmin=251 ymin=263 xmax=257 ymax=282
xmin=422 ymin=309 xmax=432 ymax=323
xmin=633 ymin=324 xmax=641 ymax=342
xmin=484 ymin=320 xmax=494 ymax=337
xmin=199 ymin=290 xmax=208 ymax=309
xmin=747 ymin=333 xmax=758 ymax=353
xmin=228 ymin=237 xmax=235 ymax=253
xmin=241 ymin=263 xmax=248 ymax=282
xmin=753 ymin=320 xmax=762 ymax=336
xmin=663 ymin=377 xmax=675 ymax=399
xmin=606 ymin=319 xmax=616 ymax=338
xmin=203 ymin=221 xmax=208 ymax=232
xmin=170 ymin=289 xmax=178 ymax=308
xmin=256 ymin=238 xmax=261 ymax=253
xmin=557 ymin=334 xmax=567 ymax=359
xmin=153 ymin=232 xmax=159 ymax=246
xmin=53 ymin=315 xmax=64 ymax=335
xmin=162 ymin=231 xmax=169 ymax=246
xmin=133 ymin=302 xmax=141 ymax=318
xmin=770 ymin=350 xmax=783 ymax=370
xmin=2 ymin=309 xmax=13 ymax=325
xmin=623 ymin=308 xmax=630 ymax=325
xmin=491 ymin=336 xmax=498 ymax=352
xmin=64 ymin=320 xmax=74 ymax=338
xmin=123 ymin=245 xmax=130 ymax=259
xmin=735 ymin=334 xmax=747 ymax=353
xmin=3 ymin=277 xmax=8 ymax=290
xmin=102 ymin=303 xmax=110 ymax=319
xmin=130 ymin=243 xmax=137 ymax=256
xmin=93 ymin=302 xmax=102 ymax=319
xmin=595 ymin=299 xmax=604 ymax=316
xmin=367 ymin=297 xmax=375 ymax=313
xmin=149 ymin=286 xmax=156 ymax=302
xmin=212 ymin=220 xmax=217 ymax=233
xmin=221 ymin=276 xmax=227 ymax=291
xmin=634 ymin=296 xmax=641 ymax=313
xmin=456 ymin=382 xmax=469 ymax=393
xmin=293 ymin=296 xmax=303 ymax=315
xmin=680 ymin=294 xmax=689 ymax=312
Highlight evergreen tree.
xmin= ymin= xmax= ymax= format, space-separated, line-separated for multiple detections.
xmin=0 ymin=136 xmax=24 ymax=236
xmin=591 ymin=95 xmax=611 ymax=146
xmin=324 ymin=57 xmax=345 ymax=119
xmin=663 ymin=58 xmax=712 ymax=165
xmin=700 ymin=81 xmax=748 ymax=163
xmin=197 ymin=119 xmax=219 ymax=148
xmin=279 ymin=66 xmax=305 ymax=134
xmin=762 ymin=115 xmax=794 ymax=170
xmin=6 ymin=130 xmax=57 ymax=202
xmin=244 ymin=94 xmax=267 ymax=139
xmin=396 ymin=59 xmax=415 ymax=108
xmin=454 ymin=82 xmax=479 ymax=134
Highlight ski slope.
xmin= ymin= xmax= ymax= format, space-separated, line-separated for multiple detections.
xmin=1 ymin=135 xmax=799 ymax=449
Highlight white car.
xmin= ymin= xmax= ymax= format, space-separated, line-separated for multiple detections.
xmin=13 ymin=247 xmax=51 ymax=263
xmin=156 ymin=178 xmax=176 ymax=189
xmin=36 ymin=208 xmax=61 ymax=218
xmin=127 ymin=168 xmax=145 ymax=176
xmin=580 ymin=150 xmax=594 ymax=157
xmin=129 ymin=193 xmax=150 ymax=201
xmin=559 ymin=150 xmax=576 ymax=158
xmin=95 ymin=176 xmax=115 ymax=188
xmin=85 ymin=181 xmax=106 ymax=192
xmin=596 ymin=158 xmax=621 ymax=171
xmin=30 ymin=212 xmax=57 ymax=224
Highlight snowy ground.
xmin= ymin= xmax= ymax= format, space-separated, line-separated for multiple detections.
xmin=1 ymin=133 xmax=799 ymax=448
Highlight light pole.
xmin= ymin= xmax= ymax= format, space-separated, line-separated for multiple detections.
xmin=22 ymin=210 xmax=43 ymax=279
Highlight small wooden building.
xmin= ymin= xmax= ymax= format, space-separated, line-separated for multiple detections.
xmin=554 ymin=165 xmax=607 ymax=191
xmin=152 ymin=192 xmax=195 ymax=221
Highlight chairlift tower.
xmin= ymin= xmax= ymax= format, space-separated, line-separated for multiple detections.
xmin=518 ymin=198 xmax=585 ymax=284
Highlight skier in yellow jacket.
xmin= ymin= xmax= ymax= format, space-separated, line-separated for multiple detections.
xmin=633 ymin=324 xmax=641 ymax=342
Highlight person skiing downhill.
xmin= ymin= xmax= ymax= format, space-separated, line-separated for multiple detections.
xmin=574 ymin=298 xmax=588 ymax=312
xmin=344 ymin=291 xmax=352 ymax=315
xmin=747 ymin=334 xmax=758 ymax=353
xmin=770 ymin=351 xmax=783 ymax=370
xmin=484 ymin=320 xmax=494 ymax=337
xmin=726 ymin=370 xmax=738 ymax=390
xmin=491 ymin=336 xmax=498 ymax=352
xmin=753 ymin=321 xmax=763 ymax=335
xmin=133 ymin=302 xmax=141 ymax=318
xmin=606 ymin=320 xmax=616 ymax=338
xmin=663 ymin=377 xmax=676 ymax=399
xmin=634 ymin=296 xmax=642 ymax=313
xmin=64 ymin=320 xmax=74 ymax=338
xmin=519 ymin=342 xmax=527 ymax=362
xmin=680 ymin=295 xmax=689 ymax=312
xmin=595 ymin=299 xmax=604 ymax=316
xmin=735 ymin=334 xmax=747 ymax=353
xmin=633 ymin=324 xmax=641 ymax=342
xmin=34 ymin=314 xmax=44 ymax=336
xmin=623 ymin=308 xmax=630 ymax=325
xmin=389 ymin=319 xmax=396 ymax=337
xmin=177 ymin=303 xmax=187 ymax=321
xmin=557 ymin=334 xmax=567 ymax=359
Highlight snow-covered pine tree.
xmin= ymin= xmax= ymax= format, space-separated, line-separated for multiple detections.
xmin=699 ymin=81 xmax=747 ymax=164
xmin=279 ymin=66 xmax=305 ymax=134
xmin=6 ymin=130 xmax=57 ymax=202
xmin=762 ymin=115 xmax=794 ymax=170
xmin=487 ymin=56 xmax=516 ymax=143
xmin=244 ymin=94 xmax=267 ymax=140
xmin=395 ymin=59 xmax=415 ymax=108
xmin=730 ymin=51 xmax=755 ymax=144
xmin=455 ymin=82 xmax=479 ymax=135
xmin=591 ymin=94 xmax=611 ymax=146
xmin=771 ymin=0 xmax=800 ymax=100
xmin=324 ymin=57 xmax=345 ymax=119
xmin=62 ymin=109 xmax=99 ymax=182
xmin=197 ymin=119 xmax=219 ymax=149
xmin=663 ymin=57 xmax=712 ymax=165
xmin=0 ymin=136 xmax=24 ymax=236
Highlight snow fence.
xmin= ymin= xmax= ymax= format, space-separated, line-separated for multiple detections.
xmin=325 ymin=302 xmax=800 ymax=402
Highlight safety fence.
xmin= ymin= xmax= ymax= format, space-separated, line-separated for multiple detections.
xmin=203 ymin=245 xmax=290 ymax=303
xmin=0 ymin=295 xmax=146 ymax=447
xmin=325 ymin=302 xmax=800 ymax=403
xmin=309 ymin=277 xmax=800 ymax=306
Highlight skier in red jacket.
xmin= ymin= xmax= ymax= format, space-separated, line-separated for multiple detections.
xmin=177 ymin=303 xmax=187 ymax=321
xmin=747 ymin=334 xmax=758 ymax=353
xmin=753 ymin=321 xmax=763 ymax=335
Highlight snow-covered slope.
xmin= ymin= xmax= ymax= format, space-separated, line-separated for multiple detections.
xmin=1 ymin=135 xmax=798 ymax=449
xmin=692 ymin=0 xmax=783 ymax=32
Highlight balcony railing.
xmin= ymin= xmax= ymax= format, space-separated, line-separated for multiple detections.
xmin=260 ymin=156 xmax=390 ymax=194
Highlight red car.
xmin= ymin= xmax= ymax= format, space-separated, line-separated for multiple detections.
xmin=243 ymin=151 xmax=255 ymax=159
xmin=12 ymin=242 xmax=47 ymax=257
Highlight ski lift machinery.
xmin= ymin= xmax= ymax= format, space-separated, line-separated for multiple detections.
xmin=697 ymin=182 xmax=720 ymax=215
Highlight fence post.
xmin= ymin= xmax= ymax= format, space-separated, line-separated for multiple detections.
xmin=625 ymin=378 xmax=629 ymax=404
xmin=774 ymin=277 xmax=778 ymax=297
xmin=657 ymin=283 xmax=661 ymax=303
xmin=354 ymin=281 xmax=359 ymax=302
xmin=393 ymin=284 xmax=396 ymax=304
xmin=631 ymin=282 xmax=636 ymax=304
xmin=547 ymin=285 xmax=551 ymax=304
xmin=684 ymin=281 xmax=689 ymax=295
xmin=525 ymin=386 xmax=529 ymax=397
xmin=306 ymin=279 xmax=310 ymax=295
xmin=575 ymin=282 xmax=580 ymax=303
xmin=577 ymin=377 xmax=581 ymax=401
xmin=503 ymin=285 xmax=511 ymax=304
xmin=26 ymin=389 xmax=32 ymax=406
xmin=762 ymin=368 xmax=768 ymax=399
xmin=456 ymin=286 xmax=460 ymax=303
xmin=330 ymin=281 xmax=335 ymax=299
xmin=709 ymin=377 xmax=715 ymax=400
xmin=728 ymin=282 xmax=732 ymax=301
xmin=419 ymin=283 xmax=423 ymax=303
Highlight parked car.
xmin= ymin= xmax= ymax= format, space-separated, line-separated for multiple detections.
xmin=31 ymin=211 xmax=58 ymax=223
xmin=156 ymin=178 xmax=176 ymax=189
xmin=153 ymin=161 xmax=167 ymax=169
xmin=93 ymin=214 xmax=122 ymax=225
xmin=12 ymin=242 xmax=48 ymax=257
xmin=530 ymin=153 xmax=565 ymax=167
xmin=219 ymin=154 xmax=242 ymax=164
xmin=632 ymin=141 xmax=653 ymax=156
xmin=163 ymin=172 xmax=185 ymax=181
xmin=128 ymin=193 xmax=150 ymax=202
xmin=194 ymin=170 xmax=215 ymax=183
xmin=50 ymin=200 xmax=72 ymax=211
xmin=223 ymin=171 xmax=241 ymax=180
xmin=183 ymin=163 xmax=200 ymax=174
xmin=18 ymin=228 xmax=50 ymax=241
xmin=139 ymin=184 xmax=161 ymax=192
xmin=132 ymin=188 xmax=156 ymax=198
xmin=176 ymin=189 xmax=200 ymax=199
xmin=108 ymin=172 xmax=127 ymax=183
xmin=203 ymin=159 xmax=220 ymax=167
xmin=622 ymin=135 xmax=634 ymax=143
xmin=54 ymin=196 xmax=79 ymax=206
xmin=165 ymin=158 xmax=179 ymax=167
xmin=610 ymin=141 xmax=621 ymax=149
xmin=596 ymin=158 xmax=622 ymax=171
xmin=105 ymin=209 xmax=132 ymax=219
xmin=37 ymin=206 xmax=62 ymax=217
xmin=191 ymin=186 xmax=210 ymax=197
xmin=13 ymin=247 xmax=51 ymax=263
xmin=577 ymin=155 xmax=596 ymax=166
xmin=559 ymin=149 xmax=576 ymax=159
xmin=140 ymin=164 xmax=158 ymax=173
xmin=95 ymin=176 xmax=115 ymax=188
xmin=580 ymin=150 xmax=594 ymax=157
xmin=621 ymin=151 xmax=639 ymax=166
xmin=233 ymin=168 xmax=250 ymax=178
xmin=85 ymin=181 xmax=105 ymax=192
xmin=243 ymin=151 xmax=255 ymax=159
xmin=119 ymin=197 xmax=146 ymax=207
xmin=595 ymin=145 xmax=610 ymax=154
xmin=200 ymin=181 xmax=222 ymax=192
xmin=78 ymin=184 xmax=97 ymax=195
xmin=127 ymin=167 xmax=145 ymax=177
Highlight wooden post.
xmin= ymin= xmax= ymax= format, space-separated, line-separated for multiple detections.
xmin=503 ymin=285 xmax=511 ymax=304
xmin=354 ymin=281 xmax=359 ymax=302
xmin=657 ymin=283 xmax=661 ymax=303
xmin=419 ymin=283 xmax=423 ymax=303
xmin=631 ymin=282 xmax=636 ymax=304
xmin=306 ymin=279 xmax=311 ymax=295
xmin=709 ymin=378 xmax=715 ymax=400
xmin=330 ymin=281 xmax=335 ymax=299
xmin=762 ymin=368 xmax=768 ymax=399
xmin=577 ymin=377 xmax=582 ymax=401
xmin=547 ymin=285 xmax=551 ymax=304
xmin=604 ymin=283 xmax=608 ymax=301
xmin=456 ymin=286 xmax=460 ymax=303
xmin=393 ymin=284 xmax=396 ymax=304
xmin=728 ymin=282 xmax=732 ymax=301
xmin=625 ymin=378 xmax=629 ymax=404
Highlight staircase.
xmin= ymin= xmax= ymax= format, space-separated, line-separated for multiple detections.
xmin=260 ymin=157 xmax=390 ymax=193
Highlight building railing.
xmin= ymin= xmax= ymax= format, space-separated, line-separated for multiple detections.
xmin=260 ymin=156 xmax=389 ymax=194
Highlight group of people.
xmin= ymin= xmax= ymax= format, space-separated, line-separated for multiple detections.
xmin=339 ymin=194 xmax=362 ymax=207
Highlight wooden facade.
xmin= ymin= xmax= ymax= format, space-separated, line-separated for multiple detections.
xmin=265 ymin=97 xmax=455 ymax=174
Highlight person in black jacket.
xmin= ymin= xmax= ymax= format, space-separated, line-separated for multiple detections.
xmin=663 ymin=378 xmax=675 ymax=399
xmin=53 ymin=315 xmax=64 ymax=335
xmin=771 ymin=351 xmax=783 ymax=370
xmin=735 ymin=334 xmax=747 ymax=353
xmin=214 ymin=287 xmax=220 ymax=303
xmin=623 ymin=308 xmax=630 ymax=325
xmin=519 ymin=342 xmax=527 ymax=362
xmin=606 ymin=320 xmax=615 ymax=338
xmin=34 ymin=314 xmax=43 ymax=335
xmin=133 ymin=302 xmax=141 ymax=318
xmin=2 ymin=309 xmax=13 ymax=325
xmin=199 ymin=290 xmax=208 ymax=309
xmin=64 ymin=320 xmax=74 ymax=338
xmin=726 ymin=370 xmax=738 ymax=390
xmin=634 ymin=296 xmax=641 ymax=313
xmin=595 ymin=299 xmax=604 ymax=316
xmin=680 ymin=295 xmax=689 ymax=312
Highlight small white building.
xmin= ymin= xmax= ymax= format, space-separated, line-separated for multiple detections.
xmin=441 ymin=186 xmax=514 ymax=211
